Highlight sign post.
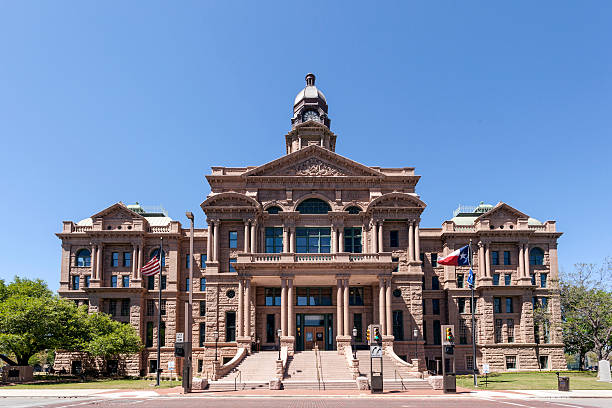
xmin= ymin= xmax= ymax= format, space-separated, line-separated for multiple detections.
xmin=441 ymin=324 xmax=456 ymax=393
xmin=368 ymin=324 xmax=384 ymax=394
xmin=168 ymin=360 xmax=175 ymax=381
xmin=482 ymin=363 xmax=489 ymax=388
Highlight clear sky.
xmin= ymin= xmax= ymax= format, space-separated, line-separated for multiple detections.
xmin=1 ymin=1 xmax=610 ymax=292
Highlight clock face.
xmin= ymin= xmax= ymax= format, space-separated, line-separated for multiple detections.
xmin=302 ymin=110 xmax=320 ymax=123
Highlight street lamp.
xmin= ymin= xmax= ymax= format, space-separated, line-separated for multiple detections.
xmin=184 ymin=211 xmax=194 ymax=393
xmin=213 ymin=331 xmax=219 ymax=362
xmin=413 ymin=328 xmax=419 ymax=360
xmin=277 ymin=328 xmax=282 ymax=360
xmin=352 ymin=327 xmax=358 ymax=359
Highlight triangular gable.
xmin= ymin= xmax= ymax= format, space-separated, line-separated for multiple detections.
xmin=90 ymin=202 xmax=147 ymax=221
xmin=243 ymin=145 xmax=385 ymax=178
xmin=474 ymin=202 xmax=529 ymax=222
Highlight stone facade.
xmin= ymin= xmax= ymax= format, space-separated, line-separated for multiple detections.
xmin=56 ymin=74 xmax=564 ymax=377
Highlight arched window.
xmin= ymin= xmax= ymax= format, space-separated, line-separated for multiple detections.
xmin=266 ymin=206 xmax=283 ymax=214
xmin=296 ymin=198 xmax=331 ymax=214
xmin=76 ymin=249 xmax=91 ymax=267
xmin=346 ymin=206 xmax=362 ymax=214
xmin=150 ymin=249 xmax=166 ymax=267
xmin=530 ymin=247 xmax=544 ymax=265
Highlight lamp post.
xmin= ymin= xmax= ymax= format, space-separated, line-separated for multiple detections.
xmin=277 ymin=328 xmax=282 ymax=360
xmin=184 ymin=211 xmax=194 ymax=393
xmin=413 ymin=328 xmax=419 ymax=361
xmin=213 ymin=331 xmax=219 ymax=362
xmin=352 ymin=327 xmax=358 ymax=360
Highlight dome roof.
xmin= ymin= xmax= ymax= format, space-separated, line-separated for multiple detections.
xmin=294 ymin=73 xmax=327 ymax=106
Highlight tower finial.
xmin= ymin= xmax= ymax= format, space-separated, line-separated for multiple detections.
xmin=305 ymin=73 xmax=316 ymax=86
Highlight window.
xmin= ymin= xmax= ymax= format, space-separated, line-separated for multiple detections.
xmin=459 ymin=320 xmax=467 ymax=344
xmin=458 ymin=298 xmax=466 ymax=314
xmin=297 ymin=287 xmax=332 ymax=306
xmin=346 ymin=206 xmax=361 ymax=214
xmin=161 ymin=275 xmax=167 ymax=290
xmin=471 ymin=297 xmax=477 ymax=313
xmin=349 ymin=287 xmax=364 ymax=306
xmin=392 ymin=257 xmax=399 ymax=272
xmin=146 ymin=322 xmax=154 ymax=347
xmin=420 ymin=253 xmax=425 ymax=263
xmin=229 ymin=259 xmax=237 ymax=272
xmin=226 ymin=311 xmax=236 ymax=342
xmin=160 ymin=322 xmax=166 ymax=347
xmin=457 ymin=274 xmax=464 ymax=288
xmin=265 ymin=288 xmax=281 ymax=306
xmin=344 ymin=227 xmax=362 ymax=253
xmin=466 ymin=355 xmax=474 ymax=371
xmin=85 ymin=276 xmax=90 ymax=288
xmin=530 ymin=247 xmax=544 ymax=265
xmin=505 ymin=355 xmax=517 ymax=369
xmin=72 ymin=276 xmax=80 ymax=290
xmin=494 ymin=297 xmax=501 ymax=314
xmin=503 ymin=251 xmax=511 ymax=265
xmin=507 ymin=319 xmax=514 ymax=343
xmin=122 ymin=275 xmax=129 ymax=288
xmin=531 ymin=273 xmax=536 ymax=285
xmin=296 ymin=228 xmax=331 ymax=253
xmin=201 ymin=254 xmax=207 ymax=268
xmin=423 ymin=321 xmax=427 ymax=344
xmin=393 ymin=310 xmax=404 ymax=340
xmin=112 ymin=252 xmax=119 ymax=267
xmin=354 ymin=313 xmax=363 ymax=342
xmin=200 ymin=278 xmax=206 ymax=291
xmin=540 ymin=273 xmax=548 ymax=288
xmin=492 ymin=251 xmax=499 ymax=266
xmin=433 ymin=320 xmax=441 ymax=345
xmin=111 ymin=275 xmax=118 ymax=288
xmin=147 ymin=276 xmax=155 ymax=290
xmin=543 ymin=320 xmax=550 ymax=343
xmin=121 ymin=299 xmax=130 ymax=317
xmin=185 ymin=254 xmax=190 ymax=269
xmin=422 ymin=298 xmax=426 ymax=315
xmin=199 ymin=300 xmax=206 ymax=317
xmin=161 ymin=300 xmax=166 ymax=316
xmin=123 ymin=252 xmax=131 ymax=267
xmin=432 ymin=299 xmax=440 ymax=315
xmin=265 ymin=227 xmax=283 ymax=253
xmin=505 ymin=297 xmax=514 ymax=313
xmin=495 ymin=319 xmax=502 ymax=343
xmin=185 ymin=278 xmax=190 ymax=291
xmin=267 ymin=206 xmax=282 ymax=214
xmin=76 ymin=249 xmax=91 ymax=267
xmin=393 ymin=289 xmax=401 ymax=298
xmin=108 ymin=299 xmax=117 ymax=316
xmin=389 ymin=230 xmax=399 ymax=248
xmin=150 ymin=249 xmax=166 ymax=267
xmin=432 ymin=276 xmax=440 ymax=290
xmin=539 ymin=355 xmax=549 ymax=370
xmin=199 ymin=323 xmax=206 ymax=347
xmin=148 ymin=359 xmax=157 ymax=373
xmin=493 ymin=273 xmax=500 ymax=286
xmin=266 ymin=314 xmax=275 ymax=343
xmin=229 ymin=231 xmax=238 ymax=249
xmin=541 ymin=297 xmax=548 ymax=310
xmin=431 ymin=253 xmax=438 ymax=267
xmin=147 ymin=300 xmax=154 ymax=316
xmin=198 ymin=359 xmax=203 ymax=373
xmin=504 ymin=273 xmax=511 ymax=286
xmin=296 ymin=198 xmax=331 ymax=214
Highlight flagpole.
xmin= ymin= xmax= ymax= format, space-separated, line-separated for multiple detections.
xmin=156 ymin=237 xmax=163 ymax=387
xmin=469 ymin=239 xmax=477 ymax=387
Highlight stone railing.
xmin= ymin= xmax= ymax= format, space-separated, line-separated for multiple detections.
xmin=237 ymin=252 xmax=393 ymax=265
xmin=528 ymin=225 xmax=546 ymax=230
xmin=213 ymin=347 xmax=247 ymax=380
xmin=148 ymin=226 xmax=170 ymax=233
xmin=74 ymin=225 xmax=92 ymax=232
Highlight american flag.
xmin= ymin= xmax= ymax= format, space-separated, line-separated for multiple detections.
xmin=141 ymin=256 xmax=161 ymax=276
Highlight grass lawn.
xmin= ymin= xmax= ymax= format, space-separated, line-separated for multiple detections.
xmin=1 ymin=378 xmax=182 ymax=389
xmin=457 ymin=371 xmax=612 ymax=390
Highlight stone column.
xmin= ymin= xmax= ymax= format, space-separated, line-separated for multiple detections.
xmin=332 ymin=227 xmax=338 ymax=253
xmin=477 ymin=242 xmax=483 ymax=279
xmin=244 ymin=279 xmax=251 ymax=337
xmin=132 ymin=245 xmax=137 ymax=279
xmin=96 ymin=244 xmax=103 ymax=283
xmin=485 ymin=243 xmax=491 ymax=278
xmin=336 ymin=279 xmax=344 ymax=336
xmin=379 ymin=277 xmax=386 ymax=334
xmin=237 ymin=279 xmax=244 ymax=337
xmin=137 ymin=244 xmax=143 ymax=280
xmin=372 ymin=223 xmax=378 ymax=253
xmin=283 ymin=225 xmax=289 ymax=253
xmin=415 ymin=223 xmax=420 ymax=262
xmin=287 ymin=279 xmax=294 ymax=337
xmin=281 ymin=278 xmax=287 ymax=336
xmin=250 ymin=221 xmax=257 ymax=253
xmin=363 ymin=222 xmax=369 ymax=253
xmin=524 ymin=244 xmax=530 ymax=278
xmin=244 ymin=222 xmax=250 ymax=253
xmin=213 ymin=221 xmax=220 ymax=262
xmin=378 ymin=221 xmax=384 ymax=252
xmin=91 ymin=244 xmax=97 ymax=279
xmin=339 ymin=228 xmax=345 ymax=252
xmin=408 ymin=221 xmax=415 ymax=261
xmin=289 ymin=227 xmax=295 ymax=253
xmin=385 ymin=279 xmax=392 ymax=336
xmin=343 ymin=279 xmax=350 ymax=336
xmin=207 ymin=221 xmax=213 ymax=262
xmin=518 ymin=243 xmax=525 ymax=278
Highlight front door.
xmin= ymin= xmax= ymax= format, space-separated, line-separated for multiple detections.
xmin=304 ymin=326 xmax=325 ymax=350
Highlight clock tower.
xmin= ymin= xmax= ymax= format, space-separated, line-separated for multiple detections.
xmin=286 ymin=73 xmax=337 ymax=154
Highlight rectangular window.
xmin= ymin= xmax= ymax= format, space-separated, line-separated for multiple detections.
xmin=201 ymin=254 xmax=207 ymax=268
xmin=296 ymin=227 xmax=331 ymax=253
xmin=354 ymin=313 xmax=363 ymax=342
xmin=108 ymin=299 xmax=117 ymax=316
xmin=229 ymin=231 xmax=238 ymax=249
xmin=160 ymin=322 xmax=165 ymax=347
xmin=344 ymin=227 xmax=362 ymax=253
xmin=494 ymin=297 xmax=501 ymax=314
xmin=85 ymin=276 xmax=90 ymax=288
xmin=200 ymin=278 xmax=206 ymax=291
xmin=349 ymin=287 xmax=364 ymax=306
xmin=466 ymin=355 xmax=474 ymax=371
xmin=199 ymin=300 xmax=206 ymax=316
xmin=495 ymin=319 xmax=502 ymax=343
xmin=423 ymin=320 xmax=427 ymax=344
xmin=389 ymin=230 xmax=399 ymax=248
xmin=504 ymin=273 xmax=511 ymax=286
xmin=507 ymin=319 xmax=515 ymax=343
xmin=493 ymin=273 xmax=500 ymax=286
xmin=111 ymin=275 xmax=118 ymax=288
xmin=541 ymin=297 xmax=548 ymax=311
xmin=540 ymin=273 xmax=548 ymax=288
xmin=266 ymin=314 xmax=275 ymax=343
xmin=458 ymin=298 xmax=466 ymax=314
xmin=161 ymin=275 xmax=167 ymax=290
xmin=422 ymin=298 xmax=426 ymax=315
xmin=121 ymin=299 xmax=130 ymax=317
xmin=148 ymin=359 xmax=157 ymax=373
xmin=146 ymin=322 xmax=154 ymax=347
xmin=492 ymin=251 xmax=499 ymax=266
xmin=148 ymin=276 xmax=155 ymax=290
xmin=543 ymin=321 xmax=550 ymax=343
xmin=199 ymin=323 xmax=206 ymax=347
xmin=420 ymin=252 xmax=425 ymax=263
xmin=112 ymin=252 xmax=119 ymax=267
xmin=147 ymin=300 xmax=154 ymax=316
xmin=505 ymin=297 xmax=513 ymax=313
xmin=123 ymin=252 xmax=131 ymax=267
xmin=72 ymin=275 xmax=80 ymax=290
xmin=198 ymin=359 xmax=203 ymax=373
xmin=503 ymin=251 xmax=511 ymax=265
xmin=122 ymin=275 xmax=129 ymax=288
xmin=539 ymin=355 xmax=549 ymax=370
xmin=161 ymin=300 xmax=166 ymax=316
xmin=229 ymin=259 xmax=237 ymax=272
xmin=459 ymin=320 xmax=467 ymax=345
xmin=432 ymin=276 xmax=440 ymax=290
xmin=393 ymin=310 xmax=404 ymax=340
xmin=431 ymin=253 xmax=438 ymax=267
xmin=471 ymin=297 xmax=477 ymax=314
xmin=433 ymin=320 xmax=441 ymax=345
xmin=265 ymin=288 xmax=281 ymax=306
xmin=531 ymin=273 xmax=536 ymax=285
xmin=185 ymin=278 xmax=190 ymax=291
xmin=265 ymin=227 xmax=283 ymax=253
xmin=185 ymin=254 xmax=190 ymax=269
xmin=226 ymin=311 xmax=236 ymax=342
xmin=296 ymin=287 xmax=332 ymax=306
xmin=432 ymin=299 xmax=440 ymax=315
xmin=505 ymin=355 xmax=517 ymax=369
xmin=392 ymin=257 xmax=399 ymax=272
xmin=457 ymin=274 xmax=464 ymax=288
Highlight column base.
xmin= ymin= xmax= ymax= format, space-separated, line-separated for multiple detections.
xmin=280 ymin=336 xmax=295 ymax=356
xmin=382 ymin=335 xmax=394 ymax=348
xmin=336 ymin=335 xmax=352 ymax=354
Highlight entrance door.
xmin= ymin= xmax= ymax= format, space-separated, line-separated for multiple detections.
xmin=304 ymin=326 xmax=325 ymax=350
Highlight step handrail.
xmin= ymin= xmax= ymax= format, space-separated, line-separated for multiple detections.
xmin=233 ymin=369 xmax=243 ymax=391
xmin=394 ymin=368 xmax=407 ymax=391
xmin=314 ymin=345 xmax=322 ymax=390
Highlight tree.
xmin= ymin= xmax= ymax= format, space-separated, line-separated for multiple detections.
xmin=85 ymin=314 xmax=142 ymax=366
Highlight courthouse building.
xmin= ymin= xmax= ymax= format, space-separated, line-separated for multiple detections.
xmin=56 ymin=74 xmax=565 ymax=378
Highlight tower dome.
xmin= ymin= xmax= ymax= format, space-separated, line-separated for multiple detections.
xmin=291 ymin=73 xmax=330 ymax=129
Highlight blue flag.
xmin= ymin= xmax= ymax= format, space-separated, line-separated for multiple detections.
xmin=467 ymin=268 xmax=474 ymax=288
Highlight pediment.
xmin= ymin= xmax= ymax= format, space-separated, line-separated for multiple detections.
xmin=475 ymin=202 xmax=528 ymax=224
xmin=243 ymin=145 xmax=384 ymax=178
xmin=201 ymin=192 xmax=261 ymax=210
xmin=367 ymin=193 xmax=426 ymax=211
xmin=91 ymin=203 xmax=145 ymax=222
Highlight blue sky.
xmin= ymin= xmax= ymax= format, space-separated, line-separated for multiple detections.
xmin=1 ymin=1 xmax=610 ymax=292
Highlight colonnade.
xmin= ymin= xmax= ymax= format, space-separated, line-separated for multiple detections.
xmin=89 ymin=242 xmax=144 ymax=283
xmin=477 ymin=241 xmax=532 ymax=279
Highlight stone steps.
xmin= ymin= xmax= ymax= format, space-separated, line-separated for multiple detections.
xmin=218 ymin=351 xmax=278 ymax=382
xmin=207 ymin=380 xmax=269 ymax=391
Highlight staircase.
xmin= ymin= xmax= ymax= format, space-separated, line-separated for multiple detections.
xmin=355 ymin=350 xmax=431 ymax=391
xmin=207 ymin=351 xmax=277 ymax=391
xmin=283 ymin=350 xmax=355 ymax=389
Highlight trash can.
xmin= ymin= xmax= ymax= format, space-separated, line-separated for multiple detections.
xmin=558 ymin=376 xmax=570 ymax=391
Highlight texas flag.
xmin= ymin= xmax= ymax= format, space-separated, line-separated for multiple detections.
xmin=438 ymin=245 xmax=470 ymax=266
